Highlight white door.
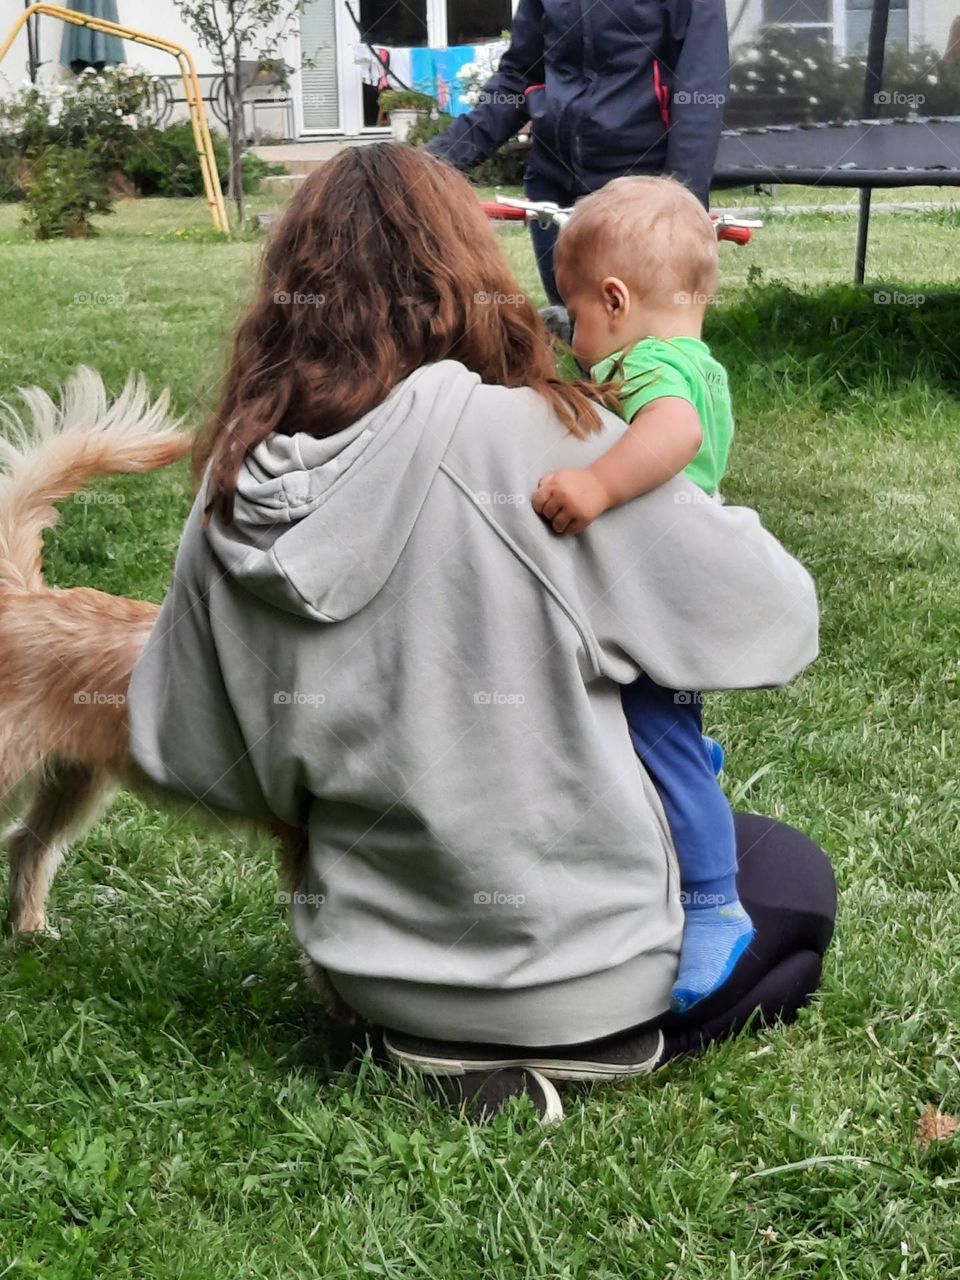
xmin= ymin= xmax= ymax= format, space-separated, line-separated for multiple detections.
xmin=301 ymin=0 xmax=340 ymax=129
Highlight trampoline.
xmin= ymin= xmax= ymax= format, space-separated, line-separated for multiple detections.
xmin=713 ymin=0 xmax=960 ymax=281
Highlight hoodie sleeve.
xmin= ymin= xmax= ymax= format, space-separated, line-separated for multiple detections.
xmin=426 ymin=0 xmax=543 ymax=172
xmin=448 ymin=383 xmax=817 ymax=695
xmin=662 ymin=0 xmax=728 ymax=206
xmin=568 ymin=475 xmax=818 ymax=691
xmin=127 ymin=499 xmax=276 ymax=824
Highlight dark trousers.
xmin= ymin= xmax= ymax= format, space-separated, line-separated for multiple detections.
xmin=524 ymin=168 xmax=584 ymax=305
xmin=657 ymin=812 xmax=836 ymax=1058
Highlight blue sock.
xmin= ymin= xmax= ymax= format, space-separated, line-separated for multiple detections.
xmin=703 ymin=735 xmax=725 ymax=776
xmin=671 ymin=877 xmax=755 ymax=1014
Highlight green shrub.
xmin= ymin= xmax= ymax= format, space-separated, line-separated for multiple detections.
xmin=0 ymin=66 xmax=156 ymax=228
xmin=472 ymin=144 xmax=527 ymax=188
xmin=21 ymin=146 xmax=113 ymax=239
xmin=407 ymin=111 xmax=527 ymax=186
xmin=378 ymin=89 xmax=435 ymax=114
xmin=0 ymin=149 xmax=29 ymax=202
xmin=0 ymin=67 xmax=155 ymax=169
xmin=123 ymin=123 xmax=222 ymax=196
xmin=240 ymin=150 xmax=285 ymax=194
xmin=405 ymin=112 xmax=453 ymax=147
xmin=123 ymin=124 xmax=282 ymax=196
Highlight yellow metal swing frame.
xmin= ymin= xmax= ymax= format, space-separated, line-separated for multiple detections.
xmin=0 ymin=3 xmax=229 ymax=233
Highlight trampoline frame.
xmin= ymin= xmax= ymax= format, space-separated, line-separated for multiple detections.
xmin=713 ymin=0 xmax=960 ymax=281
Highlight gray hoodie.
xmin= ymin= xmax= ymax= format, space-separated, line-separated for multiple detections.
xmin=129 ymin=360 xmax=818 ymax=1045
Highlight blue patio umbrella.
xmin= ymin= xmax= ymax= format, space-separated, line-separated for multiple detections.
xmin=60 ymin=0 xmax=125 ymax=74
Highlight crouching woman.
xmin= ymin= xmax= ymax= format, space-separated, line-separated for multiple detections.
xmin=128 ymin=144 xmax=835 ymax=1121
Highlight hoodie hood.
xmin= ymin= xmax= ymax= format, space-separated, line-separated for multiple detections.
xmin=204 ymin=360 xmax=481 ymax=621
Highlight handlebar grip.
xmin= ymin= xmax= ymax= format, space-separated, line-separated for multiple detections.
xmin=717 ymin=225 xmax=752 ymax=246
xmin=479 ymin=201 xmax=527 ymax=221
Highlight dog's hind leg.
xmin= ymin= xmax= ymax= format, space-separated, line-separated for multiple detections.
xmin=6 ymin=761 xmax=115 ymax=935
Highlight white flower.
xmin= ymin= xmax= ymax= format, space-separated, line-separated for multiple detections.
xmin=746 ymin=69 xmax=758 ymax=80
xmin=926 ymin=73 xmax=938 ymax=85
xmin=792 ymin=68 xmax=804 ymax=79
xmin=121 ymin=113 xmax=138 ymax=128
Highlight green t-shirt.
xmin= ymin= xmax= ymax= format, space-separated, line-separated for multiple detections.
xmin=592 ymin=337 xmax=733 ymax=497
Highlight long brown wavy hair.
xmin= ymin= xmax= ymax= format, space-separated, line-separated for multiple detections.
xmin=194 ymin=142 xmax=612 ymax=523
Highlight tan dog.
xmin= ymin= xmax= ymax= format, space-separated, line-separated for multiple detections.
xmin=0 ymin=370 xmax=312 ymax=951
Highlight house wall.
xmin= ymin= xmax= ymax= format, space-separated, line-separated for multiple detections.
xmin=913 ymin=0 xmax=958 ymax=53
xmin=0 ymin=1 xmax=296 ymax=134
xmin=0 ymin=1 xmax=213 ymax=81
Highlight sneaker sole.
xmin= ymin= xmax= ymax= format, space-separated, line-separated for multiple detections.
xmin=383 ymin=1029 xmax=665 ymax=1082
xmin=526 ymin=1069 xmax=565 ymax=1123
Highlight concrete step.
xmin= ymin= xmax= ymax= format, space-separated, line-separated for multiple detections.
xmin=261 ymin=173 xmax=308 ymax=196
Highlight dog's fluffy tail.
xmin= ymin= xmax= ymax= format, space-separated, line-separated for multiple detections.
xmin=0 ymin=366 xmax=190 ymax=591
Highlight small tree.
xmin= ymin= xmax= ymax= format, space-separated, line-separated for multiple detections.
xmin=173 ymin=0 xmax=301 ymax=224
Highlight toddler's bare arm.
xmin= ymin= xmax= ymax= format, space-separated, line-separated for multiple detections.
xmin=533 ymin=397 xmax=703 ymax=535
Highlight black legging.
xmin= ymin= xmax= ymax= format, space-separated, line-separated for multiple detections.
xmin=655 ymin=812 xmax=836 ymax=1059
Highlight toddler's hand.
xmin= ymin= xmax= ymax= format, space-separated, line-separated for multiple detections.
xmin=532 ymin=468 xmax=610 ymax=535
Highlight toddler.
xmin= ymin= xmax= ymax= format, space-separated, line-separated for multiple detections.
xmin=532 ymin=176 xmax=754 ymax=1012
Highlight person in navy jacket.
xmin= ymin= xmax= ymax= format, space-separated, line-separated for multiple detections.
xmin=428 ymin=0 xmax=729 ymax=303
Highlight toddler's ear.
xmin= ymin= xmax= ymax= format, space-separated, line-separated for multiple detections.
xmin=601 ymin=276 xmax=630 ymax=320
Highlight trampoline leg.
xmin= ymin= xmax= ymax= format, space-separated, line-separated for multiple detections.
xmin=855 ymin=0 xmax=891 ymax=284
xmin=854 ymin=186 xmax=871 ymax=284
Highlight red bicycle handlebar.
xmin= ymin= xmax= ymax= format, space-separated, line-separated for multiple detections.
xmin=715 ymin=223 xmax=752 ymax=246
xmin=480 ymin=199 xmax=754 ymax=244
xmin=479 ymin=201 xmax=527 ymax=220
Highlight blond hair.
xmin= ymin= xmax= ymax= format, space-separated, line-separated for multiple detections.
xmin=554 ymin=176 xmax=718 ymax=306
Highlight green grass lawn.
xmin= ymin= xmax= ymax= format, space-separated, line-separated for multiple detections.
xmin=1 ymin=194 xmax=959 ymax=1278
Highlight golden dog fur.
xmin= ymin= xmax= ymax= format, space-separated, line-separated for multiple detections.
xmin=0 ymin=370 xmax=315 ymax=963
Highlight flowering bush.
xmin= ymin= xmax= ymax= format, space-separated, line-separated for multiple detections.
xmin=0 ymin=65 xmax=158 ymax=235
xmin=456 ymin=43 xmax=506 ymax=110
xmin=0 ymin=65 xmax=157 ymax=186
xmin=729 ymin=28 xmax=960 ymax=124
xmin=449 ymin=39 xmax=525 ymax=184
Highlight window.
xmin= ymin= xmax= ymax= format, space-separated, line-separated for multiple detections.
xmin=763 ymin=0 xmax=910 ymax=57
xmin=844 ymin=0 xmax=908 ymax=55
xmin=446 ymin=0 xmax=513 ymax=46
xmin=764 ymin=0 xmax=831 ymax=23
xmin=359 ymin=0 xmax=428 ymax=47
xmin=762 ymin=0 xmax=833 ymax=51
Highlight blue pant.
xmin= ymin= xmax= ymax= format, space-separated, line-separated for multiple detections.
xmin=621 ymin=675 xmax=737 ymax=902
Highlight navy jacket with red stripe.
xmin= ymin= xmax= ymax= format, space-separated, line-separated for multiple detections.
xmin=427 ymin=0 xmax=728 ymax=206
